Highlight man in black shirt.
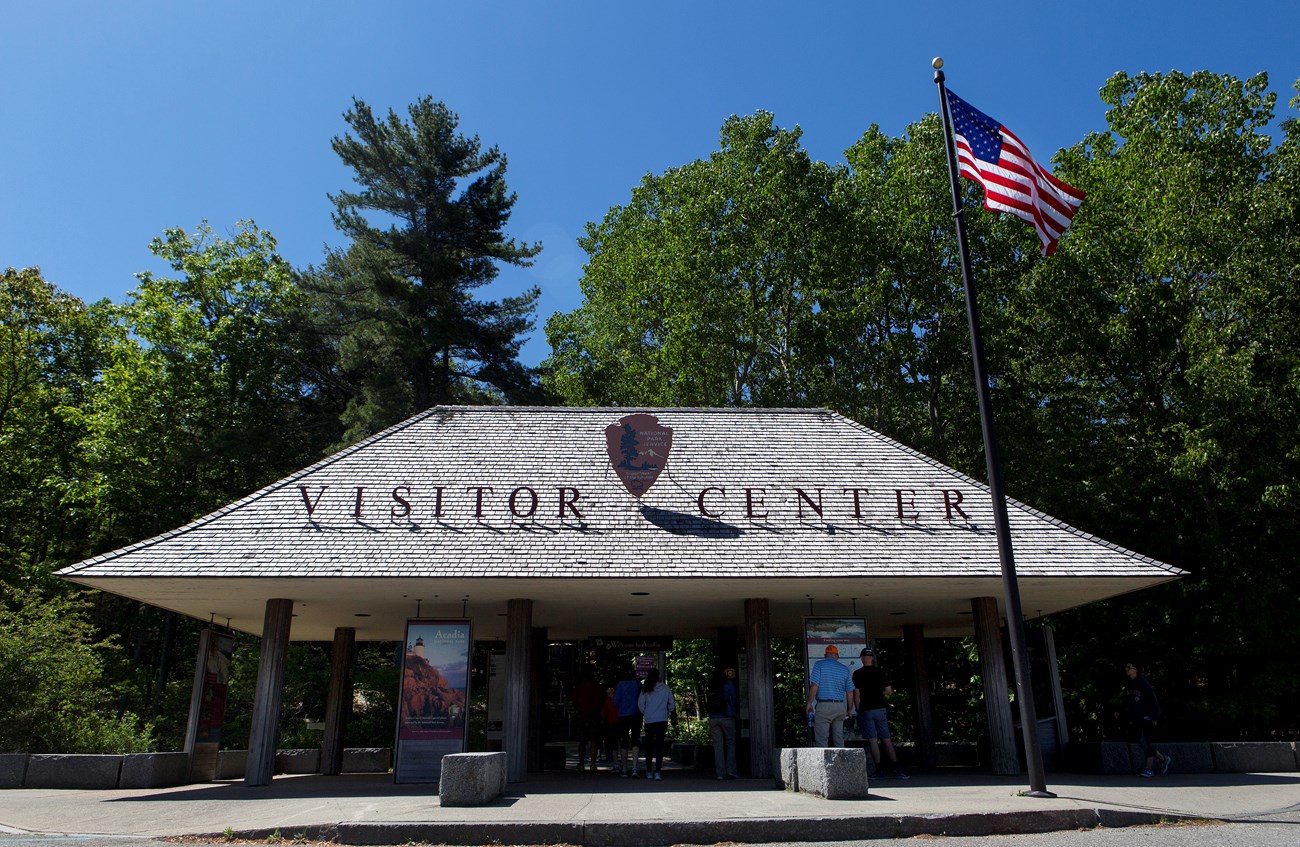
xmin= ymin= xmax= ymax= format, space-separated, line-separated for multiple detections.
xmin=851 ymin=649 xmax=908 ymax=779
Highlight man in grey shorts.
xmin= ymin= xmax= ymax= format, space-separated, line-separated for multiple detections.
xmin=852 ymin=649 xmax=908 ymax=779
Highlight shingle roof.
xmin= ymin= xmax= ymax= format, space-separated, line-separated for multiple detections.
xmin=59 ymin=406 xmax=1182 ymax=582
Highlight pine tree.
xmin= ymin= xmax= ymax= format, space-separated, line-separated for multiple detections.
xmin=315 ymin=97 xmax=541 ymax=441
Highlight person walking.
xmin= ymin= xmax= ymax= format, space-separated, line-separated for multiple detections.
xmin=852 ymin=648 xmax=908 ymax=779
xmin=612 ymin=668 xmax=643 ymax=777
xmin=637 ymin=667 xmax=676 ymax=781
xmin=1115 ymin=662 xmax=1172 ymax=777
xmin=706 ymin=666 xmax=740 ymax=779
xmin=805 ymin=645 xmax=854 ymax=747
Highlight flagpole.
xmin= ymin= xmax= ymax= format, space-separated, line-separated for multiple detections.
xmin=932 ymin=56 xmax=1054 ymax=798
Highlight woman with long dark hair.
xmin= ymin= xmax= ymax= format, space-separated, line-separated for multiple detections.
xmin=636 ymin=667 xmax=676 ymax=781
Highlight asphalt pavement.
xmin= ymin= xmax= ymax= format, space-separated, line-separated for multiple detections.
xmin=1 ymin=766 xmax=1298 ymax=846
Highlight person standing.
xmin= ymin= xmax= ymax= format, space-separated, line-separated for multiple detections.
xmin=637 ymin=667 xmax=676 ymax=781
xmin=805 ymin=645 xmax=854 ymax=747
xmin=571 ymin=670 xmax=604 ymax=771
xmin=612 ymin=668 xmax=643 ymax=777
xmin=852 ymin=649 xmax=908 ymax=779
xmin=600 ymin=685 xmax=621 ymax=770
xmin=706 ymin=667 xmax=740 ymax=780
xmin=1115 ymin=662 xmax=1172 ymax=777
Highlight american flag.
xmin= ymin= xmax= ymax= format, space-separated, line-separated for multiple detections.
xmin=946 ymin=90 xmax=1085 ymax=256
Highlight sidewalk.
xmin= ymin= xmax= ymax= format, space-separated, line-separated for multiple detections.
xmin=2 ymin=767 xmax=1298 ymax=845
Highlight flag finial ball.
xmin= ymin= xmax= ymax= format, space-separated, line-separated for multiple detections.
xmin=932 ymin=57 xmax=944 ymax=70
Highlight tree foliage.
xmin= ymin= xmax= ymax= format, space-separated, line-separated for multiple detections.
xmin=1019 ymin=72 xmax=1300 ymax=739
xmin=546 ymin=73 xmax=1300 ymax=741
xmin=310 ymin=97 xmax=542 ymax=444
xmin=0 ymin=588 xmax=153 ymax=753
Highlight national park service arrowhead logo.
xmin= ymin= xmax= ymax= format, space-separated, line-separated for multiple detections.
xmin=605 ymin=413 xmax=673 ymax=498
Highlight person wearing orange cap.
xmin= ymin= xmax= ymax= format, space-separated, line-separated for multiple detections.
xmin=805 ymin=644 xmax=855 ymax=747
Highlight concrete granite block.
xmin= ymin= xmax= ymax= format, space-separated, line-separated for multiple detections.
xmin=438 ymin=752 xmax=507 ymax=807
xmin=216 ymin=749 xmax=247 ymax=780
xmin=794 ymin=747 xmax=868 ymax=800
xmin=1212 ymin=742 xmax=1299 ymax=773
xmin=775 ymin=747 xmax=798 ymax=791
xmin=276 ymin=748 xmax=320 ymax=774
xmin=1155 ymin=742 xmax=1214 ymax=774
xmin=119 ymin=752 xmax=192 ymax=788
xmin=25 ymin=754 xmax=123 ymax=789
xmin=342 ymin=748 xmax=391 ymax=773
xmin=0 ymin=754 xmax=28 ymax=788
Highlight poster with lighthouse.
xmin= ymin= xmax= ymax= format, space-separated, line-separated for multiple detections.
xmin=393 ymin=619 xmax=471 ymax=782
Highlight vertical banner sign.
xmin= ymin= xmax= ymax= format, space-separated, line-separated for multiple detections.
xmin=486 ymin=649 xmax=506 ymax=745
xmin=184 ymin=629 xmax=235 ymax=780
xmin=802 ymin=617 xmax=868 ymax=686
xmin=394 ymin=619 xmax=472 ymax=783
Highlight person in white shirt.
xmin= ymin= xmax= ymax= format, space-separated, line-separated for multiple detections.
xmin=637 ymin=667 xmax=676 ymax=781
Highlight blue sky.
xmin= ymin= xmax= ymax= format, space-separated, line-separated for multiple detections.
xmin=4 ymin=1 xmax=1297 ymax=366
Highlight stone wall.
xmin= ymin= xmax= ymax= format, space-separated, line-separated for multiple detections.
xmin=1 ymin=747 xmax=395 ymax=788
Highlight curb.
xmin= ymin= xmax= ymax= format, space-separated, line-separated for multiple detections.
xmin=209 ymin=809 xmax=1203 ymax=846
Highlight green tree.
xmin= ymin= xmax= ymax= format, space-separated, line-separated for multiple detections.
xmin=545 ymin=112 xmax=837 ymax=407
xmin=0 ymin=588 xmax=153 ymax=753
xmin=1013 ymin=71 xmax=1300 ymax=739
xmin=314 ymin=97 xmax=542 ymax=443
xmin=86 ymin=221 xmax=338 ymax=549
xmin=0 ymin=268 xmax=118 ymax=590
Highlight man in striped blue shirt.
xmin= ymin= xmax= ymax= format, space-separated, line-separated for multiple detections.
xmin=806 ymin=645 xmax=855 ymax=747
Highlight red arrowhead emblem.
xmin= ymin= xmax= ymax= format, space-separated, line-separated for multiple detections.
xmin=605 ymin=414 xmax=673 ymax=498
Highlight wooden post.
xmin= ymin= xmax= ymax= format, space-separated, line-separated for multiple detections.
xmin=744 ymin=598 xmax=775 ymax=779
xmin=504 ymin=599 xmax=533 ymax=783
xmin=320 ymin=626 xmax=356 ymax=776
xmin=903 ymin=624 xmax=937 ymax=770
xmin=972 ymin=596 xmax=1019 ymax=775
xmin=245 ymin=598 xmax=293 ymax=787
xmin=528 ymin=626 xmax=547 ymax=773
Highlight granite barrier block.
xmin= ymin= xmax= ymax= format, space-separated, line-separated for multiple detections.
xmin=0 ymin=754 xmax=28 ymax=789
xmin=276 ymin=748 xmax=320 ymax=774
xmin=1212 ymin=742 xmax=1299 ymax=773
xmin=1107 ymin=742 xmax=1139 ymax=774
xmin=438 ymin=752 xmax=506 ymax=807
xmin=216 ymin=749 xmax=247 ymax=780
xmin=775 ymin=747 xmax=798 ymax=791
xmin=119 ymin=752 xmax=191 ymax=788
xmin=794 ymin=747 xmax=868 ymax=800
xmin=25 ymin=754 xmax=122 ymax=789
xmin=341 ymin=748 xmax=391 ymax=773
xmin=1155 ymin=742 xmax=1213 ymax=774
xmin=1062 ymin=741 xmax=1137 ymax=774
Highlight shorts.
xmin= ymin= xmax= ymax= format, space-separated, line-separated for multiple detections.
xmin=616 ymin=713 xmax=643 ymax=748
xmin=857 ymin=708 xmax=890 ymax=741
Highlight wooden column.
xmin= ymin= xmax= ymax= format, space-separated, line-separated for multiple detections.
xmin=527 ymin=626 xmax=547 ymax=773
xmin=744 ymin=598 xmax=775 ymax=779
xmin=504 ymin=599 xmax=533 ymax=783
xmin=245 ymin=598 xmax=293 ymax=787
xmin=972 ymin=596 xmax=1018 ymax=775
xmin=903 ymin=624 xmax=937 ymax=770
xmin=319 ymin=626 xmax=356 ymax=776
